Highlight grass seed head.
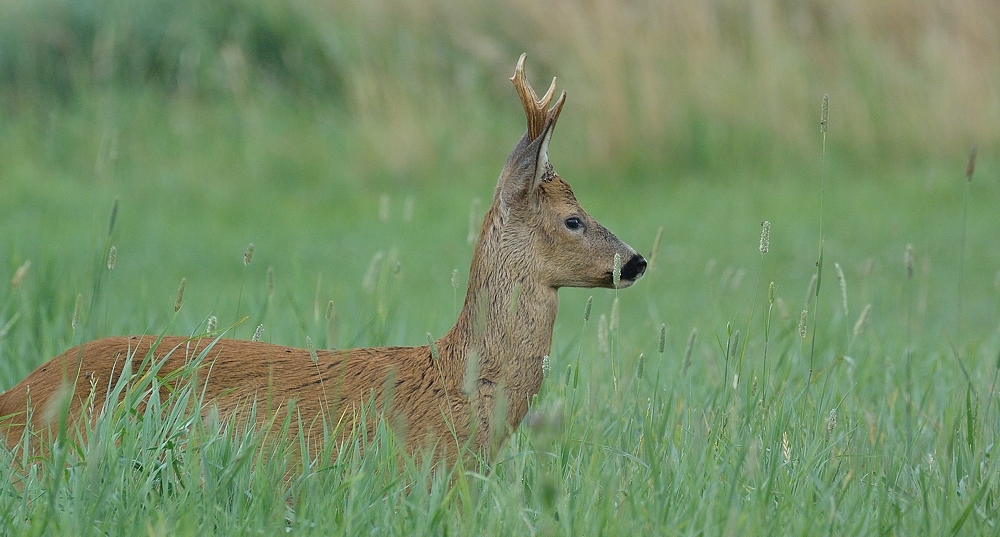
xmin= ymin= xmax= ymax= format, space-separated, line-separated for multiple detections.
xmin=207 ymin=315 xmax=217 ymax=333
xmin=759 ymin=220 xmax=770 ymax=254
xmin=252 ymin=324 xmax=263 ymax=342
xmin=729 ymin=330 xmax=740 ymax=361
xmin=598 ymin=314 xmax=609 ymax=355
xmin=658 ymin=323 xmax=666 ymax=353
xmin=107 ymin=197 xmax=120 ymax=237
xmin=72 ymin=293 xmax=83 ymax=330
xmin=798 ymin=310 xmax=808 ymax=339
xmin=541 ymin=355 xmax=551 ymax=378
xmin=776 ymin=297 xmax=789 ymax=322
xmin=820 ymin=94 xmax=829 ymax=133
xmin=451 ymin=269 xmax=459 ymax=289
xmin=306 ymin=336 xmax=318 ymax=363
xmin=325 ymin=300 xmax=335 ymax=321
xmin=462 ymin=351 xmax=480 ymax=395
xmin=648 ymin=226 xmax=664 ymax=271
xmin=782 ymin=431 xmax=792 ymax=464
xmin=613 ymin=253 xmax=622 ymax=288
xmin=107 ymin=246 xmax=117 ymax=271
xmin=362 ymin=251 xmax=385 ymax=293
xmin=243 ymin=243 xmax=254 ymax=267
xmin=636 ymin=353 xmax=644 ymax=379
xmin=835 ymin=262 xmax=848 ymax=318
xmin=804 ymin=274 xmax=818 ymax=308
xmin=768 ymin=281 xmax=776 ymax=304
xmin=853 ymin=304 xmax=872 ymax=338
xmin=966 ymin=145 xmax=977 ymax=182
xmin=11 ymin=260 xmax=31 ymax=287
xmin=584 ymin=296 xmax=593 ymax=322
xmin=427 ymin=332 xmax=440 ymax=360
xmin=174 ymin=278 xmax=186 ymax=312
xmin=683 ymin=328 xmax=697 ymax=375
xmin=863 ymin=258 xmax=874 ymax=278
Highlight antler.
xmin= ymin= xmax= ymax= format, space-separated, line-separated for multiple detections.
xmin=511 ymin=53 xmax=560 ymax=141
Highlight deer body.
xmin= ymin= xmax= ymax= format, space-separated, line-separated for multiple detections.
xmin=0 ymin=55 xmax=646 ymax=464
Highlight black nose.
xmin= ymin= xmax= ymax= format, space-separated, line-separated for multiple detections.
xmin=621 ymin=254 xmax=646 ymax=281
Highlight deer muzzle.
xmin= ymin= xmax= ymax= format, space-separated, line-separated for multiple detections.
xmin=615 ymin=253 xmax=646 ymax=287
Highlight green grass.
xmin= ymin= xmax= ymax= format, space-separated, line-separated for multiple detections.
xmin=1 ymin=0 xmax=1000 ymax=532
xmin=1 ymin=93 xmax=998 ymax=535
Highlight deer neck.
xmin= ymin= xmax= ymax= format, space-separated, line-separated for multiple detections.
xmin=440 ymin=212 xmax=558 ymax=423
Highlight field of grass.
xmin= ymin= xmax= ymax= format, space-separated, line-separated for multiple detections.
xmin=2 ymin=0 xmax=1000 ymax=535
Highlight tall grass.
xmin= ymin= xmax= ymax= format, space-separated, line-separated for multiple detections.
xmin=3 ymin=136 xmax=999 ymax=534
xmin=1 ymin=0 xmax=1000 ymax=534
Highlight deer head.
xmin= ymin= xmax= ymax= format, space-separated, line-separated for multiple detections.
xmin=489 ymin=53 xmax=646 ymax=290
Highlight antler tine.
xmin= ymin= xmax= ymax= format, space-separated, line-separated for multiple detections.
xmin=511 ymin=53 xmax=558 ymax=140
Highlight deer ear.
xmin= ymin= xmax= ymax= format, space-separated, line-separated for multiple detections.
xmin=497 ymin=90 xmax=566 ymax=214
xmin=530 ymin=91 xmax=566 ymax=193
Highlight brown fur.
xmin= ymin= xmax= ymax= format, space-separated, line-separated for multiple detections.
xmin=0 ymin=54 xmax=645 ymax=466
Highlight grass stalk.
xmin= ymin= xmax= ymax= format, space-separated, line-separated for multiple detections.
xmin=807 ymin=94 xmax=830 ymax=402
xmin=956 ymin=145 xmax=976 ymax=346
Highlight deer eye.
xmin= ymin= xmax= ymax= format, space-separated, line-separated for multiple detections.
xmin=564 ymin=217 xmax=583 ymax=231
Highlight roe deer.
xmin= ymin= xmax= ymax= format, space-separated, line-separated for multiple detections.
xmin=0 ymin=54 xmax=646 ymax=465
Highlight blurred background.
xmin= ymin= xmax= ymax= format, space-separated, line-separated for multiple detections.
xmin=3 ymin=0 xmax=997 ymax=171
xmin=1 ymin=0 xmax=999 ymax=378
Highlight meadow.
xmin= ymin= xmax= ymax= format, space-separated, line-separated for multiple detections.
xmin=1 ymin=0 xmax=999 ymax=534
